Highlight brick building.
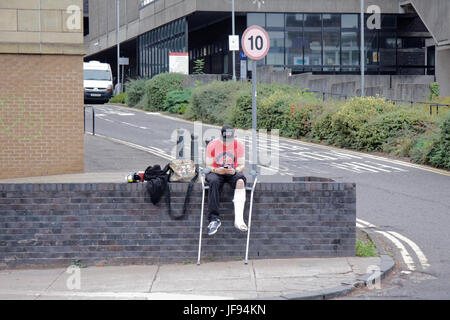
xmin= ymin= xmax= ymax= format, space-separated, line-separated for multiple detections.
xmin=0 ymin=0 xmax=86 ymax=179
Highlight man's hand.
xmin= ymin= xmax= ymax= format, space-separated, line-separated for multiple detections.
xmin=214 ymin=167 xmax=236 ymax=175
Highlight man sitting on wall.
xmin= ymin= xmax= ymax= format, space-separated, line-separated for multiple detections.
xmin=205 ymin=125 xmax=247 ymax=236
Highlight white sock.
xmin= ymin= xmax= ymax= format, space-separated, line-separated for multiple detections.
xmin=233 ymin=188 xmax=247 ymax=232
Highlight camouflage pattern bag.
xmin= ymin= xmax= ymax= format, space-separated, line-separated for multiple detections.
xmin=169 ymin=159 xmax=197 ymax=182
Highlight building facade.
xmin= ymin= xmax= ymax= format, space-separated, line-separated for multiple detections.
xmin=84 ymin=0 xmax=445 ymax=93
xmin=0 ymin=0 xmax=86 ymax=179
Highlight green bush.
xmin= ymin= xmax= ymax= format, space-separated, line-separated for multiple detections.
xmin=356 ymin=108 xmax=430 ymax=151
xmin=186 ymin=81 xmax=247 ymax=125
xmin=428 ymin=115 xmax=450 ymax=169
xmin=109 ymin=92 xmax=127 ymax=104
xmin=164 ymin=88 xmax=192 ymax=114
xmin=327 ymin=97 xmax=396 ymax=148
xmin=125 ymin=78 xmax=148 ymax=107
xmin=145 ymin=73 xmax=186 ymax=111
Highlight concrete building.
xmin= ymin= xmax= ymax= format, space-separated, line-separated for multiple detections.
xmin=83 ymin=0 xmax=447 ymax=96
xmin=0 ymin=0 xmax=86 ymax=179
xmin=400 ymin=0 xmax=450 ymax=96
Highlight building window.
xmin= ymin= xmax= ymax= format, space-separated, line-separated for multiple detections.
xmin=304 ymin=31 xmax=322 ymax=66
xmin=267 ymin=31 xmax=285 ymax=65
xmin=267 ymin=13 xmax=284 ymax=28
xmin=247 ymin=13 xmax=265 ymax=27
xmin=138 ymin=18 xmax=187 ymax=78
xmin=323 ymin=31 xmax=340 ymax=66
xmin=341 ymin=32 xmax=359 ymax=66
xmin=342 ymin=14 xmax=358 ymax=29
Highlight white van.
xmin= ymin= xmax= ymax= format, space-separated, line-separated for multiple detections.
xmin=83 ymin=61 xmax=114 ymax=103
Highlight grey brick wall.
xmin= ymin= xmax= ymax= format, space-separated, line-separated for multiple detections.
xmin=0 ymin=182 xmax=356 ymax=268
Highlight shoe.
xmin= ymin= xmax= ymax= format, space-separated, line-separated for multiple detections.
xmin=208 ymin=219 xmax=221 ymax=236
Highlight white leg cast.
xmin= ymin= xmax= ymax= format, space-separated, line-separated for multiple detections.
xmin=233 ymin=188 xmax=247 ymax=232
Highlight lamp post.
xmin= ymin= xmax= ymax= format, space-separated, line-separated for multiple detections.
xmin=116 ymin=0 xmax=121 ymax=94
xmin=361 ymin=0 xmax=365 ymax=97
xmin=232 ymin=0 xmax=236 ymax=81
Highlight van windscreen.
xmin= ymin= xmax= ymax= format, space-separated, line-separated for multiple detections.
xmin=84 ymin=70 xmax=111 ymax=81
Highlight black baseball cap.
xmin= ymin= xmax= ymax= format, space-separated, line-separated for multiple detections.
xmin=221 ymin=125 xmax=235 ymax=140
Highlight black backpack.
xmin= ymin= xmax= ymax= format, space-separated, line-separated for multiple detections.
xmin=144 ymin=163 xmax=198 ymax=220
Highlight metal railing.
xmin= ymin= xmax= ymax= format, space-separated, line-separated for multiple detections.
xmin=307 ymin=90 xmax=450 ymax=116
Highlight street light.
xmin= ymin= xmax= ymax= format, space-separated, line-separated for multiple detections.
xmin=361 ymin=0 xmax=365 ymax=97
xmin=232 ymin=0 xmax=236 ymax=81
xmin=116 ymin=0 xmax=121 ymax=94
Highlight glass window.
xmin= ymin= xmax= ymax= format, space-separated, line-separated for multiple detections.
xmin=286 ymin=14 xmax=303 ymax=28
xmin=286 ymin=31 xmax=304 ymax=66
xmin=304 ymin=14 xmax=321 ymax=28
xmin=365 ymin=32 xmax=379 ymax=65
xmin=323 ymin=31 xmax=340 ymax=65
xmin=323 ymin=14 xmax=340 ymax=28
xmin=342 ymin=32 xmax=359 ymax=66
xmin=266 ymin=31 xmax=284 ymax=65
xmin=248 ymin=13 xmax=265 ymax=27
xmin=267 ymin=13 xmax=284 ymax=28
xmin=342 ymin=14 xmax=358 ymax=29
xmin=304 ymin=31 xmax=322 ymax=65
xmin=379 ymin=32 xmax=396 ymax=67
xmin=381 ymin=15 xmax=396 ymax=28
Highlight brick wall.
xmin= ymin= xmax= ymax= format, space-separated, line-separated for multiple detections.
xmin=0 ymin=53 xmax=84 ymax=179
xmin=0 ymin=182 xmax=356 ymax=269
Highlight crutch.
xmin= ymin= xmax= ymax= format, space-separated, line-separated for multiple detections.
xmin=244 ymin=177 xmax=258 ymax=265
xmin=197 ymin=169 xmax=210 ymax=265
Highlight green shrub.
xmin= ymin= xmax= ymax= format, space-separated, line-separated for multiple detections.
xmin=429 ymin=115 xmax=450 ymax=169
xmin=109 ymin=92 xmax=127 ymax=104
xmin=356 ymin=108 xmax=430 ymax=151
xmin=125 ymin=78 xmax=148 ymax=107
xmin=328 ymin=97 xmax=396 ymax=148
xmin=164 ymin=88 xmax=192 ymax=114
xmin=410 ymin=130 xmax=439 ymax=165
xmin=186 ymin=81 xmax=246 ymax=125
xmin=430 ymin=82 xmax=440 ymax=100
xmin=145 ymin=73 xmax=186 ymax=111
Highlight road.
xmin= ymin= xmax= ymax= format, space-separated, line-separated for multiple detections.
xmin=85 ymin=104 xmax=450 ymax=299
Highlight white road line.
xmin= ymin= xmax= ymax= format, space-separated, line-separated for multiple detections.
xmin=387 ymin=231 xmax=430 ymax=270
xmin=356 ymin=219 xmax=378 ymax=228
xmin=348 ymin=162 xmax=392 ymax=173
xmin=375 ymin=230 xmax=416 ymax=271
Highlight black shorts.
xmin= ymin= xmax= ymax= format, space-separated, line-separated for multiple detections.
xmin=205 ymin=172 xmax=247 ymax=189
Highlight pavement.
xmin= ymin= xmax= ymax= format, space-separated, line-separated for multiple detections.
xmin=0 ymin=257 xmax=393 ymax=300
xmin=0 ymin=134 xmax=394 ymax=300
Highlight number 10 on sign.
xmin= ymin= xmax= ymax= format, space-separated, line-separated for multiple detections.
xmin=241 ymin=26 xmax=270 ymax=177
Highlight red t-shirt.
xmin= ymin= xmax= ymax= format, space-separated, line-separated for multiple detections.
xmin=206 ymin=138 xmax=245 ymax=169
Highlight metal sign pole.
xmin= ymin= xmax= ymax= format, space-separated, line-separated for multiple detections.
xmin=251 ymin=60 xmax=257 ymax=178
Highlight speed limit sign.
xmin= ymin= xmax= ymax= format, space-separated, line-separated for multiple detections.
xmin=241 ymin=25 xmax=270 ymax=61
xmin=241 ymin=25 xmax=270 ymax=179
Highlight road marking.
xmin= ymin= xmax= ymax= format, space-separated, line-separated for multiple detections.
xmin=356 ymin=219 xmax=377 ymax=228
xmin=387 ymin=231 xmax=430 ymax=270
xmin=375 ymin=230 xmax=416 ymax=271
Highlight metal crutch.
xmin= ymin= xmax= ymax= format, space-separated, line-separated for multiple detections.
xmin=244 ymin=176 xmax=258 ymax=265
xmin=197 ymin=169 xmax=210 ymax=265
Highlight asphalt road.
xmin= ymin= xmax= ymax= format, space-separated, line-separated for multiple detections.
xmin=85 ymin=103 xmax=450 ymax=299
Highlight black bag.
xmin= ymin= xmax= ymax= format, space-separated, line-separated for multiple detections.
xmin=144 ymin=162 xmax=198 ymax=220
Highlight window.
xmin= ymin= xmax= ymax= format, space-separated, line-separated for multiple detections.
xmin=267 ymin=13 xmax=284 ymax=28
xmin=304 ymin=31 xmax=322 ymax=66
xmin=267 ymin=31 xmax=285 ymax=65
xmin=286 ymin=31 xmax=304 ymax=66
xmin=341 ymin=32 xmax=359 ymax=66
xmin=323 ymin=14 xmax=340 ymax=28
xmin=304 ymin=14 xmax=322 ymax=28
xmin=286 ymin=14 xmax=303 ymax=28
xmin=248 ymin=13 xmax=265 ymax=27
xmin=342 ymin=14 xmax=358 ymax=29
xmin=323 ymin=31 xmax=340 ymax=66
